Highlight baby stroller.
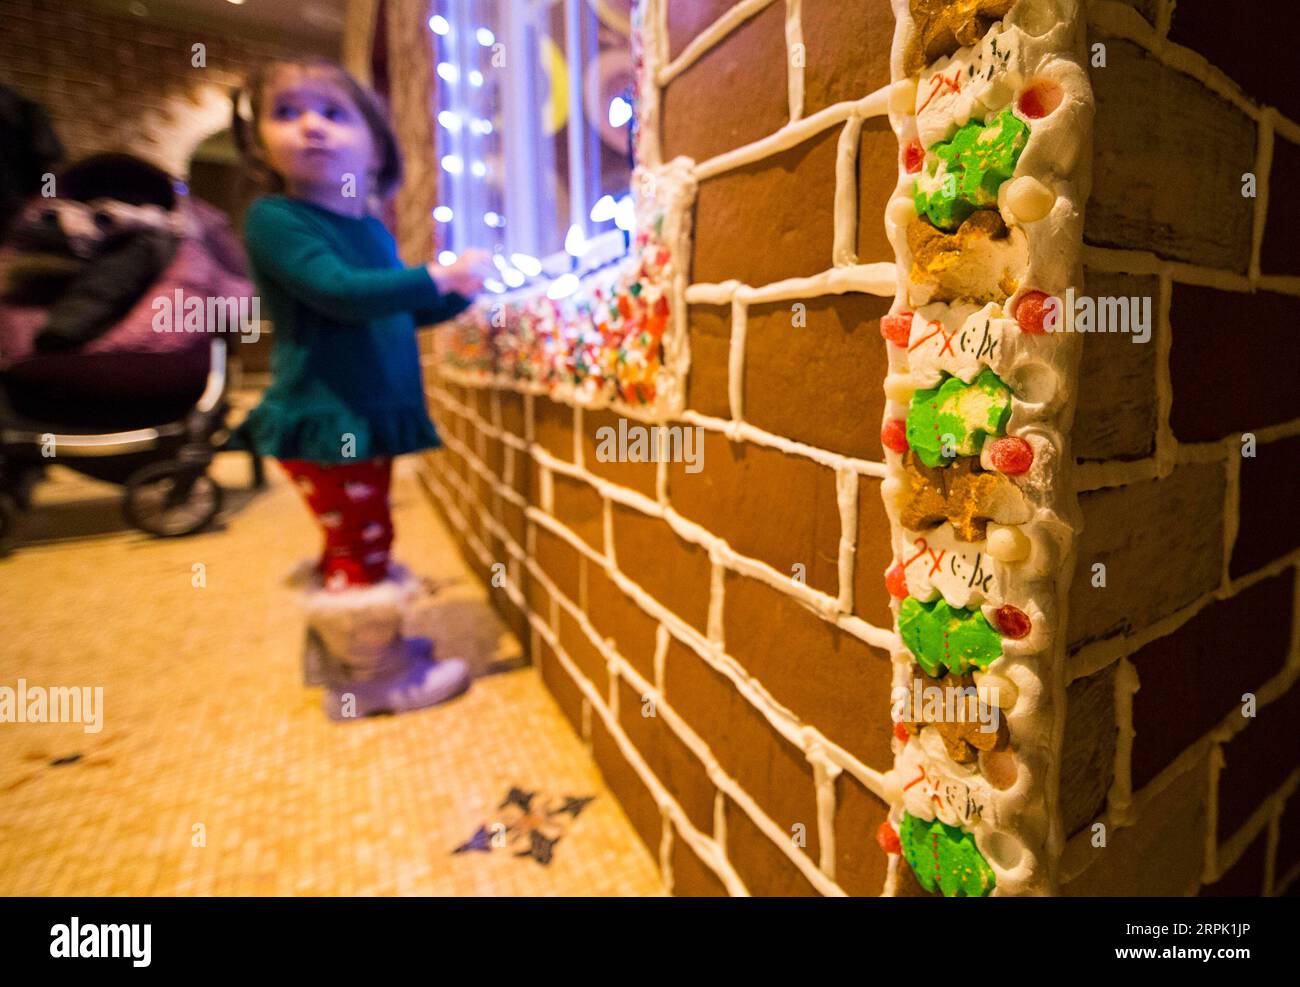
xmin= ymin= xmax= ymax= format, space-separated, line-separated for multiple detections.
xmin=0 ymin=153 xmax=260 ymax=552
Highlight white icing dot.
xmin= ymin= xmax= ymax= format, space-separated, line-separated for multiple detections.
xmin=1005 ymin=175 xmax=1055 ymax=224
xmin=986 ymin=523 xmax=1031 ymax=562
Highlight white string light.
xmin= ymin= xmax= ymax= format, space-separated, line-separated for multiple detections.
xmin=437 ymin=110 xmax=462 ymax=132
xmin=433 ymin=205 xmax=453 ymax=222
xmin=564 ymin=224 xmax=587 ymax=257
xmin=436 ymin=62 xmax=459 ymax=83
xmin=476 ymin=27 xmax=495 ymax=46
xmin=440 ymin=154 xmax=463 ymax=175
xmin=437 ymin=249 xmax=458 ymax=266
xmin=547 ymin=273 xmax=580 ymax=299
xmin=510 ymin=253 xmax=542 ymax=277
xmin=608 ymin=96 xmax=632 ymax=128
xmin=428 ymin=14 xmax=450 ymax=35
xmin=589 ymin=195 xmax=617 ymax=223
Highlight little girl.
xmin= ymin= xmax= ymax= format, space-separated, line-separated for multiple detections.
xmin=230 ymin=56 xmax=491 ymax=721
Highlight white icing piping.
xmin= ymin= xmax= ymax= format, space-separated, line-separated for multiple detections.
xmin=654 ymin=0 xmax=779 ymax=88
xmin=686 ymin=262 xmax=899 ymax=304
xmin=727 ymin=298 xmax=747 ymax=421
xmin=785 ymin=0 xmax=804 ymax=122
xmin=427 ymin=382 xmax=897 ymax=810
xmin=693 ymin=86 xmax=891 ymax=181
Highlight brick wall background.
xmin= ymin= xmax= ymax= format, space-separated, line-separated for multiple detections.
xmin=1057 ymin=0 xmax=1300 ymax=897
xmin=415 ymin=0 xmax=903 ymax=896
xmin=0 ymin=0 xmax=331 ymax=179
xmin=395 ymin=0 xmax=1299 ymax=895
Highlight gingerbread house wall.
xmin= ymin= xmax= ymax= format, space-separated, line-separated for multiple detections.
xmin=417 ymin=0 xmax=903 ymax=896
xmin=407 ymin=0 xmax=1300 ymax=896
xmin=1058 ymin=0 xmax=1300 ymax=896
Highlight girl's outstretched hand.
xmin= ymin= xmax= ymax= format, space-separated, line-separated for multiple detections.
xmin=429 ymin=249 xmax=492 ymax=298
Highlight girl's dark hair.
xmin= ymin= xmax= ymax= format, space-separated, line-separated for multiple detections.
xmin=230 ymin=57 xmax=402 ymax=199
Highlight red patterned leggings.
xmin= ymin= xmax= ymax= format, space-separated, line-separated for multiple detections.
xmin=279 ymin=458 xmax=394 ymax=587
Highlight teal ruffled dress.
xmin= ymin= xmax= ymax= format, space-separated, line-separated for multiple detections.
xmin=230 ymin=196 xmax=468 ymax=464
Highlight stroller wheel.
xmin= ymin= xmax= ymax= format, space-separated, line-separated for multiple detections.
xmin=124 ymin=461 xmax=224 ymax=537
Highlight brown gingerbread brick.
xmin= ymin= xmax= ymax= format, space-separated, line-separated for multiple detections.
xmin=693 ymin=124 xmax=840 ymax=287
xmin=670 ymin=828 xmax=731 ymax=897
xmin=723 ymin=796 xmax=822 ymax=896
xmin=587 ymin=564 xmax=660 ymax=681
xmin=1217 ymin=678 xmax=1300 ymax=842
xmin=660 ymin=0 xmax=789 ymax=164
xmin=1067 ymin=461 xmax=1226 ymax=652
xmin=834 ymin=771 xmax=890 ymax=897
xmin=1232 ymin=434 xmax=1300 ymax=579
xmin=1261 ymin=135 xmax=1300 ymax=278
xmin=581 ymin=407 xmax=659 ymax=498
xmin=1060 ymin=663 xmax=1118 ymax=837
xmin=665 ymin=0 xmax=744 ymax=61
xmin=857 ymin=116 xmax=901 ymax=265
xmin=801 ymin=0 xmax=894 ymax=116
xmin=610 ymin=504 xmax=712 ymax=634
xmin=668 ymin=432 xmax=841 ymax=596
xmin=1086 ymin=39 xmax=1256 ymax=272
xmin=531 ymin=397 xmax=574 ymax=461
xmin=551 ymin=473 xmax=604 ymax=552
xmin=616 ymin=677 xmax=716 ymax=836
xmin=1168 ymin=3 xmax=1300 ymax=124
xmin=743 ymin=292 xmax=891 ymax=460
xmin=537 ymin=635 xmax=585 ymax=737
xmin=723 ymin=572 xmax=895 ymax=771
xmin=663 ymin=635 xmax=822 ymax=864
xmin=590 ymin=713 xmax=663 ymax=858
xmin=1201 ymin=832 xmax=1267 ymax=897
xmin=854 ymin=475 xmax=896 ymax=629
xmin=685 ymin=303 xmax=732 ymax=419
xmin=1062 ymin=748 xmax=1210 ymax=896
xmin=1074 ymin=271 xmax=1160 ymax=462
xmin=499 ymin=389 xmax=525 ymax=435
xmin=558 ymin=607 xmax=608 ymax=692
xmin=1169 ymin=284 xmax=1300 ymax=442
xmin=1278 ymin=791 xmax=1300 ymax=889
xmin=534 ymin=524 xmax=582 ymax=604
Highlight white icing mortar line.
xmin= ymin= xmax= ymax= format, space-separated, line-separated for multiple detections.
xmin=833 ymin=115 xmax=865 ymax=266
xmin=528 ymin=542 xmax=848 ymax=895
xmin=1061 ymin=661 xmax=1300 ymax=885
xmin=654 ymin=0 xmax=778 ymax=88
xmin=785 ymin=0 xmax=804 ymax=122
xmin=687 ymin=263 xmax=898 ymax=306
xmin=692 ymin=86 xmax=890 ymax=182
xmin=435 ymin=365 xmax=892 ymax=479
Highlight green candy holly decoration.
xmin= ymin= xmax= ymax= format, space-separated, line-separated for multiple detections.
xmin=913 ymin=108 xmax=1029 ymax=232
xmin=899 ymin=812 xmax=996 ymax=897
xmin=898 ymin=597 xmax=1002 ymax=677
xmin=906 ymin=368 xmax=1012 ymax=468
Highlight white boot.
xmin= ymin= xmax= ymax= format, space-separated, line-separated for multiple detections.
xmin=300 ymin=566 xmax=469 ymax=721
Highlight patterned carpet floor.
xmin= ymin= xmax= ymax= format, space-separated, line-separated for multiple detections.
xmin=0 ymin=449 xmax=663 ymax=897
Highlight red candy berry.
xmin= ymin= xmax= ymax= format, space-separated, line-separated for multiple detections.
xmin=987 ymin=436 xmax=1034 ymax=475
xmin=876 ymin=821 xmax=902 ymax=855
xmin=994 ymin=605 xmax=1033 ymax=640
xmin=880 ymin=311 xmax=914 ymax=347
xmin=893 ymin=721 xmax=911 ymax=743
xmin=886 ymin=563 xmax=909 ymax=600
xmin=1017 ymin=79 xmax=1063 ymax=120
xmin=1014 ymin=290 xmax=1056 ymax=335
xmin=902 ymin=139 xmax=925 ymax=174
xmin=881 ymin=418 xmax=910 ymax=454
